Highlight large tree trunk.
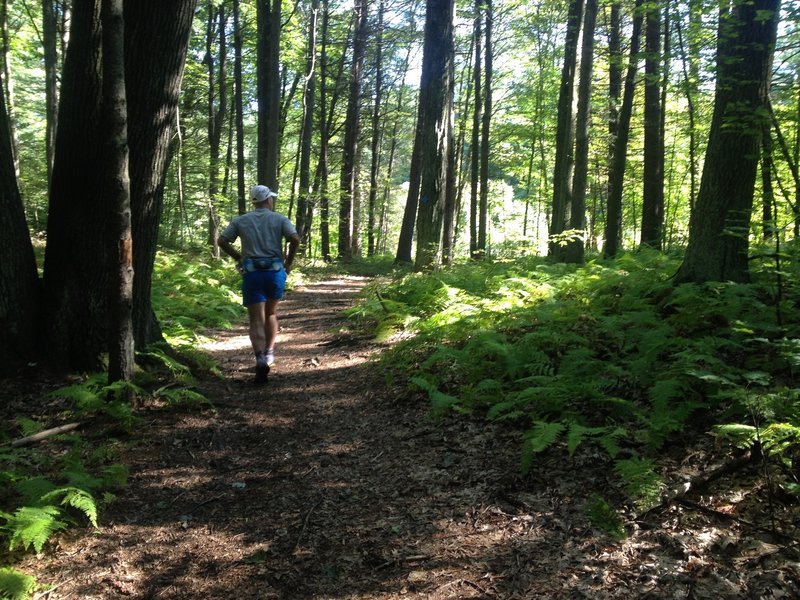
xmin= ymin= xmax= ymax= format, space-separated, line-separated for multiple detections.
xmin=564 ymin=0 xmax=597 ymax=265
xmin=42 ymin=0 xmax=106 ymax=371
xmin=102 ymin=0 xmax=133 ymax=385
xmin=413 ymin=0 xmax=455 ymax=270
xmin=548 ymin=0 xmax=584 ymax=261
xmin=674 ymin=0 xmax=781 ymax=284
xmin=603 ymin=0 xmax=644 ymax=258
xmin=0 ymin=66 xmax=39 ymax=374
xmin=338 ymin=0 xmax=368 ymax=260
xmin=125 ymin=0 xmax=197 ymax=348
xmin=640 ymin=1 xmax=664 ymax=249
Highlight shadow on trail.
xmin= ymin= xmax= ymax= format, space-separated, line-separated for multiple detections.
xmin=41 ymin=277 xmax=704 ymax=600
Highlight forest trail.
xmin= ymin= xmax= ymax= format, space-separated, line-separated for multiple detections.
xmin=19 ymin=278 xmax=799 ymax=599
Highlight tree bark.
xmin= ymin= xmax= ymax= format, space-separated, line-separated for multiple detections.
xmin=124 ymin=0 xmax=197 ymax=348
xmin=478 ymin=0 xmax=492 ymax=258
xmin=233 ymin=0 xmax=246 ymax=215
xmin=102 ymin=0 xmax=133 ymax=386
xmin=367 ymin=0 xmax=385 ymax=257
xmin=258 ymin=0 xmax=281 ymax=189
xmin=43 ymin=0 xmax=59 ymax=185
xmin=413 ymin=0 xmax=455 ymax=270
xmin=603 ymin=0 xmax=644 ymax=258
xmin=674 ymin=0 xmax=781 ymax=284
xmin=296 ymin=0 xmax=319 ymax=251
xmin=338 ymin=0 xmax=369 ymax=260
xmin=549 ymin=0 xmax=584 ymax=261
xmin=42 ymin=0 xmax=106 ymax=371
xmin=469 ymin=0 xmax=482 ymax=258
xmin=0 ymin=64 xmax=38 ymax=374
xmin=564 ymin=0 xmax=597 ymax=264
xmin=640 ymin=1 xmax=664 ymax=249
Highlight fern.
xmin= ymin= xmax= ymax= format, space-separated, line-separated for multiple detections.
xmin=584 ymin=494 xmax=626 ymax=541
xmin=521 ymin=421 xmax=566 ymax=472
xmin=614 ymin=457 xmax=663 ymax=510
xmin=40 ymin=487 xmax=98 ymax=528
xmin=0 ymin=567 xmax=37 ymax=600
xmin=1 ymin=506 xmax=67 ymax=553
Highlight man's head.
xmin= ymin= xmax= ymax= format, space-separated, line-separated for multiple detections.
xmin=251 ymin=184 xmax=278 ymax=207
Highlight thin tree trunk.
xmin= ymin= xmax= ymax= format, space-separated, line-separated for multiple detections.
xmin=43 ymin=0 xmax=59 ymax=185
xmin=549 ymin=0 xmax=584 ymax=261
xmin=564 ymin=0 xmax=597 ymax=264
xmin=296 ymin=0 xmax=319 ymax=250
xmin=477 ymin=0 xmax=492 ymax=258
xmin=367 ymin=0 xmax=385 ymax=257
xmin=603 ymin=0 xmax=644 ymax=258
xmin=469 ymin=0 xmax=482 ymax=258
xmin=102 ymin=0 xmax=133 ymax=387
xmin=233 ymin=0 xmax=246 ymax=215
xmin=338 ymin=0 xmax=369 ymax=260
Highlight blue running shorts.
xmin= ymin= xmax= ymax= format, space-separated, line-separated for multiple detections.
xmin=242 ymin=268 xmax=287 ymax=305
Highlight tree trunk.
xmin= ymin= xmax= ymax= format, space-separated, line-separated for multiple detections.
xmin=206 ymin=2 xmax=227 ymax=258
xmin=42 ymin=0 xmax=106 ymax=371
xmin=549 ymin=0 xmax=584 ymax=261
xmin=640 ymin=1 xmax=664 ymax=249
xmin=125 ymin=0 xmax=197 ymax=348
xmin=258 ymin=0 xmax=281 ymax=189
xmin=338 ymin=0 xmax=369 ymax=260
xmin=367 ymin=0 xmax=385 ymax=257
xmin=603 ymin=0 xmax=644 ymax=258
xmin=296 ymin=0 xmax=319 ymax=252
xmin=674 ymin=0 xmax=781 ymax=284
xmin=0 ymin=0 xmax=19 ymax=177
xmin=43 ymin=0 xmax=59 ymax=185
xmin=469 ymin=0 xmax=482 ymax=258
xmin=102 ymin=0 xmax=133 ymax=386
xmin=0 ymin=65 xmax=39 ymax=374
xmin=414 ymin=0 xmax=455 ymax=270
xmin=233 ymin=0 xmax=246 ymax=215
xmin=564 ymin=0 xmax=597 ymax=264
xmin=478 ymin=0 xmax=492 ymax=258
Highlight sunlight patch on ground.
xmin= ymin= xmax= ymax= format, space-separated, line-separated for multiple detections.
xmin=199 ymin=333 xmax=251 ymax=352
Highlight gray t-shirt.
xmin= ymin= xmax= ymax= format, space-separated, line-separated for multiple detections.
xmin=220 ymin=208 xmax=297 ymax=262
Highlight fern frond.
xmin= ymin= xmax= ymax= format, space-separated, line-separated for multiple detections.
xmin=0 ymin=567 xmax=37 ymax=600
xmin=40 ymin=487 xmax=98 ymax=527
xmin=2 ymin=505 xmax=67 ymax=553
xmin=614 ymin=457 xmax=663 ymax=510
xmin=522 ymin=421 xmax=566 ymax=473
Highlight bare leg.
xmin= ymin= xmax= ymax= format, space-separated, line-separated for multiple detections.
xmin=247 ymin=302 xmax=267 ymax=354
xmin=264 ymin=298 xmax=280 ymax=354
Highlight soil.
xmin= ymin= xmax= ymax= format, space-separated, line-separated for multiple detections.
xmin=5 ymin=277 xmax=800 ymax=599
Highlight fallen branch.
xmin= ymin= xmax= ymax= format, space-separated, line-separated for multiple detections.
xmin=8 ymin=422 xmax=82 ymax=448
xmin=643 ymin=450 xmax=756 ymax=516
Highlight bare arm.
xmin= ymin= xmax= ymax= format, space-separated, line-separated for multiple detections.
xmin=284 ymin=233 xmax=301 ymax=273
xmin=217 ymin=235 xmax=242 ymax=267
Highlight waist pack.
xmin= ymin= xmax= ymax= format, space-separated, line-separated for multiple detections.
xmin=244 ymin=258 xmax=283 ymax=272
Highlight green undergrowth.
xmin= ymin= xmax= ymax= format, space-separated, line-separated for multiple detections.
xmin=350 ymin=249 xmax=800 ymax=529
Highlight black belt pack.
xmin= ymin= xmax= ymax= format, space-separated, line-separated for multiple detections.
xmin=244 ymin=258 xmax=283 ymax=272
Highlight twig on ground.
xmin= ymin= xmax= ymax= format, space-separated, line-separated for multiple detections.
xmin=8 ymin=422 xmax=81 ymax=448
xmin=294 ymin=500 xmax=321 ymax=553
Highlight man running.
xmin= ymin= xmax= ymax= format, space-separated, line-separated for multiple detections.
xmin=218 ymin=185 xmax=300 ymax=385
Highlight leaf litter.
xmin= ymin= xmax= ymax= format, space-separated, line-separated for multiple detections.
xmin=3 ymin=276 xmax=800 ymax=598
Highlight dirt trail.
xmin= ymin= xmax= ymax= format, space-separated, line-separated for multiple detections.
xmin=18 ymin=277 xmax=800 ymax=599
